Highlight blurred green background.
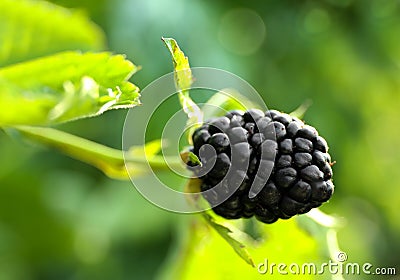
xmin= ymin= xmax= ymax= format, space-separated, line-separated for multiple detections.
xmin=1 ymin=0 xmax=400 ymax=279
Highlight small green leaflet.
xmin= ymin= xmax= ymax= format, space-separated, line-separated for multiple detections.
xmin=183 ymin=171 xmax=255 ymax=267
xmin=187 ymin=151 xmax=202 ymax=166
xmin=180 ymin=150 xmax=202 ymax=167
xmin=202 ymin=88 xmax=260 ymax=120
xmin=162 ymin=37 xmax=203 ymax=145
xmin=290 ymin=99 xmax=313 ymax=119
xmin=162 ymin=37 xmax=193 ymax=92
xmin=0 ymin=51 xmax=140 ymax=126
xmin=202 ymin=213 xmax=255 ymax=267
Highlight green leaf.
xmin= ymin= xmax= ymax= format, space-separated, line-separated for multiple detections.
xmin=0 ymin=0 xmax=105 ymax=66
xmin=157 ymin=201 xmax=344 ymax=279
xmin=12 ymin=126 xmax=184 ymax=180
xmin=158 ymin=214 xmax=333 ymax=280
xmin=162 ymin=37 xmax=203 ymax=144
xmin=202 ymin=88 xmax=261 ymax=120
xmin=0 ymin=51 xmax=140 ymax=126
xmin=187 ymin=151 xmax=202 ymax=166
xmin=162 ymin=37 xmax=193 ymax=91
xmin=180 ymin=150 xmax=202 ymax=167
xmin=290 ymin=99 xmax=312 ymax=119
xmin=202 ymin=213 xmax=255 ymax=267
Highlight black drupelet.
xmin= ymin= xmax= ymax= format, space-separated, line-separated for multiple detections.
xmin=189 ymin=109 xmax=334 ymax=224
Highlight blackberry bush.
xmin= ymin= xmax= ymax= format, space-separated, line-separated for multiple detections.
xmin=188 ymin=109 xmax=334 ymax=224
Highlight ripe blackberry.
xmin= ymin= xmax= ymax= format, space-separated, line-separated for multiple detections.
xmin=188 ymin=109 xmax=334 ymax=224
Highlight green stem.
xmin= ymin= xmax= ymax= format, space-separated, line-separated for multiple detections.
xmin=14 ymin=125 xmax=184 ymax=180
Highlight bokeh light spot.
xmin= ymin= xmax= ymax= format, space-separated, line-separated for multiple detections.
xmin=218 ymin=8 xmax=266 ymax=56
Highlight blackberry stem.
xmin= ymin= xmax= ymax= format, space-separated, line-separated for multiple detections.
xmin=14 ymin=125 xmax=184 ymax=179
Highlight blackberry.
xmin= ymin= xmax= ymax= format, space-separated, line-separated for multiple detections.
xmin=188 ymin=109 xmax=334 ymax=224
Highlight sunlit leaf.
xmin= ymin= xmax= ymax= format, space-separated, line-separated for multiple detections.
xmin=162 ymin=37 xmax=193 ymax=91
xmin=162 ymin=37 xmax=203 ymax=144
xmin=202 ymin=88 xmax=260 ymax=120
xmin=0 ymin=0 xmax=105 ymax=66
xmin=0 ymin=51 xmax=140 ymax=126
xmin=290 ymin=100 xmax=313 ymax=119
xmin=158 ymin=214 xmax=341 ymax=280
xmin=202 ymin=213 xmax=255 ymax=267
xmin=180 ymin=150 xmax=202 ymax=166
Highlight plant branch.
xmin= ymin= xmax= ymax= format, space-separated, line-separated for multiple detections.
xmin=13 ymin=125 xmax=184 ymax=180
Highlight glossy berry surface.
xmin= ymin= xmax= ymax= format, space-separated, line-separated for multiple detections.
xmin=188 ymin=109 xmax=334 ymax=224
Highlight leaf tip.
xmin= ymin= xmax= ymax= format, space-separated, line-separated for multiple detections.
xmin=290 ymin=99 xmax=313 ymax=119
